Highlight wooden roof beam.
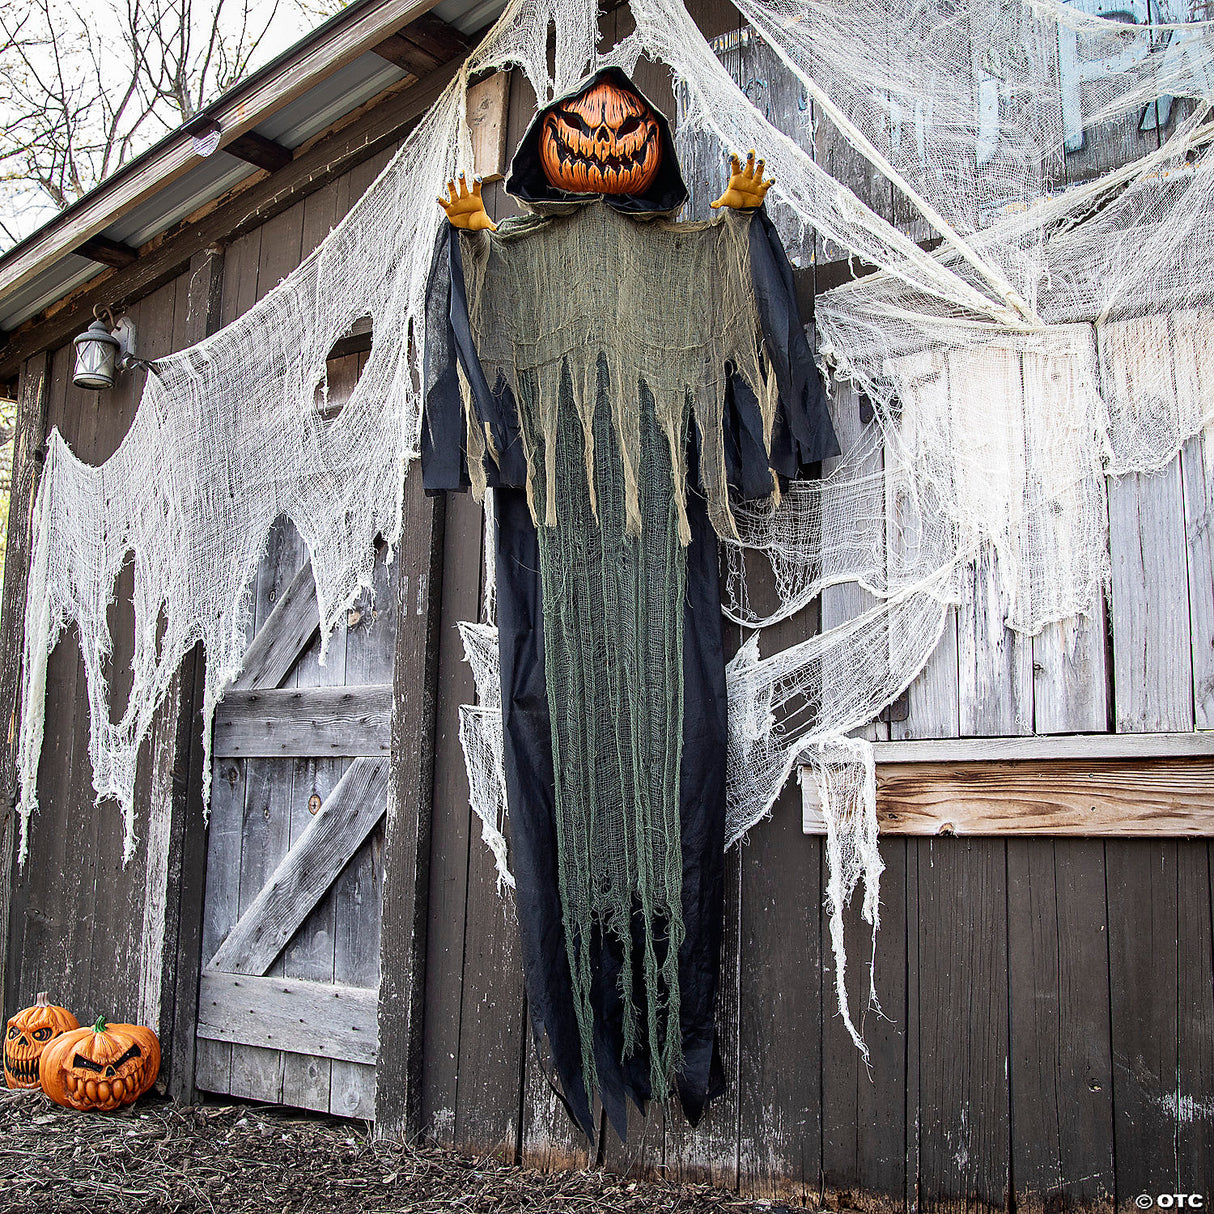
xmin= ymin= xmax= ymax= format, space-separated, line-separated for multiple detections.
xmin=74 ymin=236 xmax=138 ymax=269
xmin=372 ymin=12 xmax=469 ymax=76
xmin=223 ymin=131 xmax=294 ymax=173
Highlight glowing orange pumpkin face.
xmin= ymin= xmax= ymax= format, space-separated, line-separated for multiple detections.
xmin=539 ymin=79 xmax=662 ymax=196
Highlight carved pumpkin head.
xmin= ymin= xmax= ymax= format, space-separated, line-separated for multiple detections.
xmin=539 ymin=77 xmax=662 ymax=195
xmin=39 ymin=1015 xmax=161 ymax=1112
xmin=4 ymin=993 xmax=78 ymax=1088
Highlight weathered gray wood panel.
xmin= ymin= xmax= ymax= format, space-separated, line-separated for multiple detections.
xmin=197 ymin=971 xmax=378 ymax=1064
xmin=211 ymin=685 xmax=392 ymax=757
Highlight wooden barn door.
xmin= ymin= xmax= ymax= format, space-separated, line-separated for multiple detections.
xmin=192 ymin=354 xmax=393 ymax=1119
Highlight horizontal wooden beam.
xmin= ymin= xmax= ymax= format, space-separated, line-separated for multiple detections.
xmin=870 ymin=730 xmax=1214 ymax=764
xmin=223 ymin=131 xmax=293 ymax=173
xmin=211 ymin=684 xmax=392 ymax=756
xmin=802 ymin=755 xmax=1214 ymax=837
xmin=0 ymin=56 xmax=463 ymax=380
xmin=0 ymin=0 xmax=446 ymax=306
xmin=74 ymin=236 xmax=138 ymax=269
xmin=207 ymin=756 xmax=389 ymax=974
xmin=197 ymin=971 xmax=379 ymax=1065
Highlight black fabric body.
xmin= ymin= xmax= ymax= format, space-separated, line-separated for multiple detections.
xmin=421 ymin=69 xmax=839 ymax=1144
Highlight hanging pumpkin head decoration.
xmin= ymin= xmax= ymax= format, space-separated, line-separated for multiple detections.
xmin=539 ymin=76 xmax=662 ymax=195
xmin=39 ymin=1016 xmax=160 ymax=1112
xmin=4 ymin=992 xmax=79 ymax=1088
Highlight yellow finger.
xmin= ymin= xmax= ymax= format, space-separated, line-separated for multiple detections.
xmin=745 ymin=150 xmax=756 ymax=172
xmin=472 ymin=177 xmax=484 ymax=197
xmin=729 ymin=152 xmax=741 ymax=174
xmin=446 ymin=178 xmax=457 ymax=199
xmin=755 ymin=158 xmax=765 ymax=179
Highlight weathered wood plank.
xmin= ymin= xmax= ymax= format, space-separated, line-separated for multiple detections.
xmin=197 ymin=971 xmax=378 ymax=1064
xmin=866 ymin=730 xmax=1214 ymax=764
xmin=1107 ymin=839 xmax=1180 ymax=1204
xmin=0 ymin=351 xmax=50 ymax=1026
xmin=278 ymin=178 xmax=347 ymax=1115
xmin=737 ymin=781 xmax=823 ymax=1202
xmin=211 ymin=685 xmax=392 ymax=757
xmin=1177 ymin=841 xmax=1214 ymax=1200
xmin=1102 ymin=317 xmax=1193 ymax=734
xmin=804 ymin=757 xmax=1214 ymax=836
xmin=1007 ymin=838 xmax=1115 ymax=1208
xmin=821 ymin=840 xmax=907 ymax=1211
xmin=468 ymin=72 xmax=510 ymax=183
xmin=152 ymin=248 xmax=224 ymax=1102
xmin=231 ymin=558 xmax=320 ymax=691
xmin=208 ymin=756 xmax=388 ymax=976
xmin=421 ymin=488 xmax=483 ymax=1145
xmin=1181 ymin=425 xmax=1214 ymax=729
xmin=375 ymin=474 xmax=445 ymax=1139
xmin=913 ymin=838 xmax=1009 ymax=1214
xmin=330 ymin=346 xmax=391 ymax=1123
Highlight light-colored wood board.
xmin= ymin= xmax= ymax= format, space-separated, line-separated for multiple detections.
xmin=1032 ymin=601 xmax=1110 ymax=734
xmin=208 ymin=756 xmax=389 ymax=975
xmin=867 ymin=729 xmax=1214 ymax=764
xmin=804 ymin=757 xmax=1214 ymax=836
xmin=231 ymin=559 xmax=320 ymax=691
xmin=1181 ymin=426 xmax=1214 ymax=729
xmin=468 ymin=72 xmax=510 ymax=182
xmin=197 ymin=971 xmax=378 ymax=1065
xmin=211 ymin=684 xmax=392 ymax=757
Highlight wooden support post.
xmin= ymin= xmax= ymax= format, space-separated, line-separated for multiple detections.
xmin=375 ymin=474 xmax=445 ymax=1140
xmin=0 ymin=351 xmax=51 ymax=1024
xmin=156 ymin=245 xmax=225 ymax=1103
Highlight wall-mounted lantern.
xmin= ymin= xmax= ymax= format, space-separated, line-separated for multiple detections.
xmin=72 ymin=306 xmax=148 ymax=391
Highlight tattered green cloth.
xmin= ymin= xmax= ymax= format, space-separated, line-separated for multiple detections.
xmin=457 ymin=202 xmax=780 ymax=1103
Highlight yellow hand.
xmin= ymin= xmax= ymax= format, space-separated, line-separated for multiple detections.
xmin=710 ymin=150 xmax=774 ymax=210
xmin=438 ymin=173 xmax=497 ymax=231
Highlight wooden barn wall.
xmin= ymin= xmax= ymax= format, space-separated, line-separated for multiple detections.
xmin=0 ymin=260 xmax=212 ymax=1081
xmin=0 ymin=136 xmax=407 ymax=1091
xmin=0 ymin=0 xmax=1210 ymax=1209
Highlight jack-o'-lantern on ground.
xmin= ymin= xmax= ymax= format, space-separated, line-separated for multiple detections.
xmin=4 ymin=993 xmax=78 ymax=1088
xmin=39 ymin=1015 xmax=160 ymax=1111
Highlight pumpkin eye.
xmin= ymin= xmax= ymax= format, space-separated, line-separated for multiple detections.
xmin=31 ymin=1027 xmax=52 ymax=1041
xmin=6 ymin=1026 xmax=17 ymax=1039
xmin=114 ymin=1044 xmax=143 ymax=1066
xmin=617 ymin=117 xmax=642 ymax=137
xmin=72 ymin=1054 xmax=106 ymax=1073
xmin=556 ymin=107 xmax=591 ymax=135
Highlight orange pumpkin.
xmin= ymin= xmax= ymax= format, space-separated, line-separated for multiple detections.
xmin=39 ymin=1015 xmax=160 ymax=1111
xmin=539 ymin=78 xmax=662 ymax=196
xmin=4 ymin=992 xmax=79 ymax=1088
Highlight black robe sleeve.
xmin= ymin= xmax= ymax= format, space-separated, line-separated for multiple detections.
xmin=720 ymin=206 xmax=841 ymax=498
xmin=421 ymin=225 xmax=528 ymax=494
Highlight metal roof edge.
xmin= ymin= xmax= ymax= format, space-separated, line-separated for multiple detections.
xmin=0 ymin=0 xmax=446 ymax=307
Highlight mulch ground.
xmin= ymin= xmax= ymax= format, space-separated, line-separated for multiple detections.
xmin=0 ymin=1087 xmax=796 ymax=1214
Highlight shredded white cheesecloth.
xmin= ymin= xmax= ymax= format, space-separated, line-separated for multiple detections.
xmin=17 ymin=0 xmax=1214 ymax=1061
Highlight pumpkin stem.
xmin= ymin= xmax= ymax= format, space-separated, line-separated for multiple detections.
xmin=93 ymin=1015 xmax=107 ymax=1033
xmin=35 ymin=992 xmax=49 ymax=1007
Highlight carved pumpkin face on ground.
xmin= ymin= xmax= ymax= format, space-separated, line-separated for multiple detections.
xmin=4 ymin=993 xmax=79 ymax=1088
xmin=539 ymin=78 xmax=662 ymax=195
xmin=39 ymin=1016 xmax=161 ymax=1111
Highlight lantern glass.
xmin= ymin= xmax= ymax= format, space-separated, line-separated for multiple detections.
xmin=73 ymin=325 xmax=120 ymax=390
